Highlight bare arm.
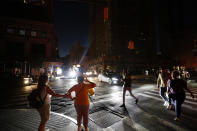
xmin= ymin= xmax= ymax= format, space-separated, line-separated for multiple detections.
xmin=46 ymin=86 xmax=67 ymax=97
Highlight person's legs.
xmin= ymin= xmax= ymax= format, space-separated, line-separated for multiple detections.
xmin=128 ymin=88 xmax=137 ymax=99
xmin=38 ymin=104 xmax=50 ymax=131
xmin=75 ymin=105 xmax=83 ymax=131
xmin=160 ymin=87 xmax=168 ymax=105
xmin=121 ymin=87 xmax=126 ymax=106
xmin=128 ymin=88 xmax=138 ymax=104
xmin=174 ymin=99 xmax=181 ymax=119
xmin=167 ymin=93 xmax=174 ymax=109
xmin=81 ymin=105 xmax=89 ymax=131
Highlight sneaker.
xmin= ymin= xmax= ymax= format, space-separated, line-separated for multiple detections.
xmin=135 ymin=99 xmax=138 ymax=104
xmin=120 ymin=104 xmax=126 ymax=107
xmin=164 ymin=101 xmax=168 ymax=106
xmin=85 ymin=128 xmax=89 ymax=131
xmin=79 ymin=126 xmax=84 ymax=131
xmin=174 ymin=117 xmax=180 ymax=121
xmin=45 ymin=128 xmax=50 ymax=131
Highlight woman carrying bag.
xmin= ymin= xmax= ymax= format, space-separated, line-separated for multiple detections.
xmin=67 ymin=75 xmax=96 ymax=131
xmin=36 ymin=75 xmax=67 ymax=131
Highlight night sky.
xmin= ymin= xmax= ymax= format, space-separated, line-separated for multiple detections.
xmin=54 ymin=1 xmax=88 ymax=57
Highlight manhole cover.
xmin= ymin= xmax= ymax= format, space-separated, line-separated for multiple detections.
xmin=89 ymin=107 xmax=123 ymax=128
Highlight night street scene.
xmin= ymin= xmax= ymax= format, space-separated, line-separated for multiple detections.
xmin=0 ymin=0 xmax=197 ymax=131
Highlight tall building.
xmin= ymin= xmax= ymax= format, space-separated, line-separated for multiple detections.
xmin=155 ymin=0 xmax=197 ymax=69
xmin=88 ymin=0 xmax=156 ymax=72
xmin=0 ymin=0 xmax=58 ymax=75
xmin=87 ymin=0 xmax=197 ymax=72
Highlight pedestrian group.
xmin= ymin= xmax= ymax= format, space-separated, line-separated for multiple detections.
xmin=30 ymin=66 xmax=194 ymax=131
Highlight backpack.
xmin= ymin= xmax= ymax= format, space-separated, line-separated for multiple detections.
xmin=27 ymin=88 xmax=47 ymax=109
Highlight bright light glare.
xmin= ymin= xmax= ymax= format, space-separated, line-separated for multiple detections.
xmin=24 ymin=80 xmax=29 ymax=84
xmin=69 ymin=71 xmax=76 ymax=77
xmin=85 ymin=72 xmax=92 ymax=76
xmin=57 ymin=68 xmax=62 ymax=74
xmin=113 ymin=81 xmax=117 ymax=84
xmin=112 ymin=77 xmax=118 ymax=81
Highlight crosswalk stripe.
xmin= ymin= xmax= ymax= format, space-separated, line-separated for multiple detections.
xmin=144 ymin=91 xmax=197 ymax=106
xmin=138 ymin=93 xmax=197 ymax=111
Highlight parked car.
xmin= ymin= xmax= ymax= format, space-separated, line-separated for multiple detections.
xmin=98 ymin=72 xmax=122 ymax=85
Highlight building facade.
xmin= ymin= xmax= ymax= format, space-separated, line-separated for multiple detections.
xmin=0 ymin=0 xmax=58 ymax=75
xmin=87 ymin=0 xmax=197 ymax=72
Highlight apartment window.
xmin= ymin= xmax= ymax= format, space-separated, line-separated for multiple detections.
xmin=31 ymin=31 xmax=37 ymax=37
xmin=104 ymin=7 xmax=109 ymax=21
xmin=7 ymin=28 xmax=14 ymax=34
xmin=19 ymin=29 xmax=25 ymax=36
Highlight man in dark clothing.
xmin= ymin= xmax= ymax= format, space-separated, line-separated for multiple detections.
xmin=167 ymin=70 xmax=194 ymax=121
xmin=120 ymin=73 xmax=138 ymax=108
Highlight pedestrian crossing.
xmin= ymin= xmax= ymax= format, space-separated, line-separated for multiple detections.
xmin=137 ymin=87 xmax=197 ymax=111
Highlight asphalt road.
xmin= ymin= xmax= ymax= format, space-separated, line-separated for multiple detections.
xmin=1 ymin=77 xmax=197 ymax=131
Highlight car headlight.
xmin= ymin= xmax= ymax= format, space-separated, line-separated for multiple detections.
xmin=69 ymin=71 xmax=76 ymax=77
xmin=24 ymin=78 xmax=29 ymax=84
xmin=85 ymin=72 xmax=92 ymax=76
xmin=112 ymin=77 xmax=118 ymax=81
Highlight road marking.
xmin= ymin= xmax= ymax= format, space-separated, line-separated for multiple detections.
xmin=145 ymin=90 xmax=197 ymax=105
xmin=52 ymin=111 xmax=77 ymax=125
xmin=138 ymin=93 xmax=197 ymax=111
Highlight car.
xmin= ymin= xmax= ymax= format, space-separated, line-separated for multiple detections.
xmin=98 ymin=72 xmax=122 ymax=85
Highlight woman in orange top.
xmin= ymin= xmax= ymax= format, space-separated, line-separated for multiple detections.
xmin=67 ymin=75 xmax=96 ymax=131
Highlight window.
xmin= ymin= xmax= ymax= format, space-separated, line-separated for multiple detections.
xmin=31 ymin=31 xmax=37 ymax=37
xmin=104 ymin=7 xmax=109 ymax=21
xmin=19 ymin=29 xmax=25 ymax=36
xmin=128 ymin=41 xmax=134 ymax=50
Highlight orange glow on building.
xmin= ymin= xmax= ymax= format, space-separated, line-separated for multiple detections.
xmin=128 ymin=41 xmax=134 ymax=50
xmin=104 ymin=7 xmax=109 ymax=21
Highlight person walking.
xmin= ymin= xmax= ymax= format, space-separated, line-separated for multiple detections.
xmin=167 ymin=70 xmax=194 ymax=121
xmin=36 ymin=75 xmax=67 ymax=131
xmin=157 ymin=68 xmax=171 ymax=107
xmin=67 ymin=75 xmax=96 ymax=131
xmin=120 ymin=73 xmax=138 ymax=108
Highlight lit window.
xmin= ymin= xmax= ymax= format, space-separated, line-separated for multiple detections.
xmin=24 ymin=0 xmax=28 ymax=4
xmin=31 ymin=31 xmax=37 ymax=37
xmin=128 ymin=41 xmax=135 ymax=50
xmin=7 ymin=28 xmax=14 ymax=34
xmin=104 ymin=7 xmax=109 ymax=21
xmin=19 ymin=29 xmax=25 ymax=35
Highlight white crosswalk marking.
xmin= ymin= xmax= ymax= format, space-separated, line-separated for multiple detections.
xmin=138 ymin=87 xmax=197 ymax=111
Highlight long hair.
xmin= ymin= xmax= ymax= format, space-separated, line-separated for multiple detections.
xmin=37 ymin=75 xmax=48 ymax=91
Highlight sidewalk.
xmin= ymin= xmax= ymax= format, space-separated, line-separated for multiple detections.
xmin=0 ymin=109 xmax=77 ymax=131
xmin=0 ymin=109 xmax=128 ymax=131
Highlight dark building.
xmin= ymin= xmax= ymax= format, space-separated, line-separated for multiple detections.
xmin=87 ymin=0 xmax=156 ymax=72
xmin=87 ymin=0 xmax=197 ymax=72
xmin=155 ymin=0 xmax=197 ymax=69
xmin=0 ymin=0 xmax=58 ymax=75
